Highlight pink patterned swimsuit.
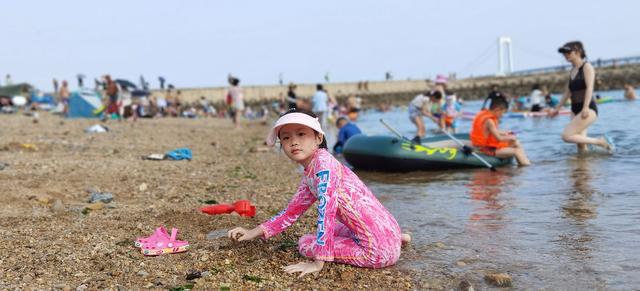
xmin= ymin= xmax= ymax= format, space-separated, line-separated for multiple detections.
xmin=260 ymin=149 xmax=402 ymax=268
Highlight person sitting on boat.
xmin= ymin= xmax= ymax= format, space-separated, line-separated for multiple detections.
xmin=408 ymin=91 xmax=439 ymax=144
xmin=442 ymin=94 xmax=461 ymax=133
xmin=333 ymin=116 xmax=362 ymax=154
xmin=470 ymin=95 xmax=531 ymax=166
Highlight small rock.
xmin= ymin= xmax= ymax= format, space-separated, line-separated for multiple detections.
xmin=22 ymin=275 xmax=33 ymax=283
xmin=137 ymin=222 xmax=144 ymax=230
xmin=0 ymin=162 xmax=8 ymax=170
xmin=85 ymin=202 xmax=105 ymax=210
xmin=137 ymin=270 xmax=149 ymax=277
xmin=339 ymin=269 xmax=355 ymax=281
xmin=484 ymin=272 xmax=512 ymax=287
xmin=30 ymin=194 xmax=52 ymax=205
xmin=53 ymin=283 xmax=68 ymax=290
xmin=153 ymin=278 xmax=164 ymax=286
xmin=201 ymin=271 xmax=211 ymax=278
xmin=51 ymin=199 xmax=65 ymax=213
xmin=144 ymin=282 xmax=154 ymax=289
xmin=458 ymin=280 xmax=474 ymax=291
xmin=75 ymin=284 xmax=88 ymax=291
xmin=434 ymin=242 xmax=446 ymax=248
xmin=456 ymin=261 xmax=467 ymax=267
xmin=139 ymin=183 xmax=148 ymax=192
xmin=224 ymin=259 xmax=231 ymax=265
xmin=200 ymin=254 xmax=209 ymax=262
xmin=186 ymin=270 xmax=202 ymax=280
xmin=249 ymin=146 xmax=269 ymax=153
xmin=88 ymin=192 xmax=113 ymax=203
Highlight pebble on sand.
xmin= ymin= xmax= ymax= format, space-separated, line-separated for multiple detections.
xmin=484 ymin=272 xmax=512 ymax=287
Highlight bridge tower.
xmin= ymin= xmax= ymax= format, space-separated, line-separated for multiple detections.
xmin=497 ymin=36 xmax=514 ymax=76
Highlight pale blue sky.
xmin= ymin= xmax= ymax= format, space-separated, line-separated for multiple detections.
xmin=1 ymin=0 xmax=635 ymax=91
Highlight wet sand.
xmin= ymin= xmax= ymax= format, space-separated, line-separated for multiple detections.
xmin=0 ymin=113 xmax=453 ymax=290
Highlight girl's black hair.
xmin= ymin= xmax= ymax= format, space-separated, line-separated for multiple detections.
xmin=489 ymin=96 xmax=509 ymax=110
xmin=280 ymin=109 xmax=328 ymax=149
xmin=431 ymin=90 xmax=443 ymax=99
xmin=482 ymin=91 xmax=509 ymax=110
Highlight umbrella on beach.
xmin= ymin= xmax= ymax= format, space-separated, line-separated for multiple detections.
xmin=114 ymin=79 xmax=138 ymax=90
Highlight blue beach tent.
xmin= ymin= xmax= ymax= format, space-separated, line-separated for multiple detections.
xmin=67 ymin=90 xmax=103 ymax=118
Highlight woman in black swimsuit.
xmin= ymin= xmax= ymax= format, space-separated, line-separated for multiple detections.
xmin=550 ymin=41 xmax=614 ymax=153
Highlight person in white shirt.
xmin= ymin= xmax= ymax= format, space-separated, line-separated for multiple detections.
xmin=529 ymin=84 xmax=544 ymax=112
xmin=312 ymin=84 xmax=329 ymax=128
xmin=407 ymin=91 xmax=440 ymax=144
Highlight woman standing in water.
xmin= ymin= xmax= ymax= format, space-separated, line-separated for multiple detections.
xmin=550 ymin=41 xmax=614 ymax=153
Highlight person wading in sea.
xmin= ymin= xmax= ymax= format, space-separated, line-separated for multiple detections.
xmin=549 ymin=41 xmax=614 ymax=153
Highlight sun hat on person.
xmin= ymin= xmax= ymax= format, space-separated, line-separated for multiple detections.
xmin=435 ymin=74 xmax=448 ymax=84
xmin=557 ymin=45 xmax=572 ymax=54
xmin=266 ymin=112 xmax=326 ymax=146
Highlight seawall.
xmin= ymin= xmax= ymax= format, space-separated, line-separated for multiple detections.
xmin=158 ymin=63 xmax=640 ymax=107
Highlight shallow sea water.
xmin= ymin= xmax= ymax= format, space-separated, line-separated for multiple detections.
xmin=341 ymin=89 xmax=640 ymax=289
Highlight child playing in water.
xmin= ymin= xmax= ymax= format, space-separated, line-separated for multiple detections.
xmin=407 ymin=91 xmax=432 ymax=144
xmin=333 ymin=116 xmax=362 ymax=154
xmin=429 ymin=91 xmax=446 ymax=131
xmin=407 ymin=91 xmax=445 ymax=143
xmin=470 ymin=94 xmax=531 ymax=166
xmin=442 ymin=94 xmax=461 ymax=133
xmin=228 ymin=109 xmax=410 ymax=277
xmin=624 ymin=84 xmax=637 ymax=100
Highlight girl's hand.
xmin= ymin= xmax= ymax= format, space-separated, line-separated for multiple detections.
xmin=283 ymin=260 xmax=324 ymax=278
xmin=580 ymin=109 xmax=589 ymax=119
xmin=504 ymin=134 xmax=517 ymax=142
xmin=547 ymin=108 xmax=558 ymax=117
xmin=228 ymin=226 xmax=263 ymax=242
xmin=549 ymin=107 xmax=560 ymax=117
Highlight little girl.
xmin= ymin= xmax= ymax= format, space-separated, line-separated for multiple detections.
xmin=442 ymin=94 xmax=461 ymax=133
xmin=228 ymin=110 xmax=410 ymax=277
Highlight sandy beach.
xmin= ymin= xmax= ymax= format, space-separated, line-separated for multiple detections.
xmin=0 ymin=113 xmax=439 ymax=290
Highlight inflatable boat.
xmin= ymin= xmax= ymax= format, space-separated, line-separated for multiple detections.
xmin=342 ymin=134 xmax=512 ymax=172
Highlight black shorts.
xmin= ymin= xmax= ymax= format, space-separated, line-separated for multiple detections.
xmin=531 ymin=104 xmax=542 ymax=112
xmin=571 ymin=101 xmax=598 ymax=116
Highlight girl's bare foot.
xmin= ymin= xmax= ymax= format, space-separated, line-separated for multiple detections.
xmin=401 ymin=233 xmax=411 ymax=245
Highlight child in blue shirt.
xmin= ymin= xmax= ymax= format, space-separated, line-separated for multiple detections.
xmin=333 ymin=116 xmax=362 ymax=154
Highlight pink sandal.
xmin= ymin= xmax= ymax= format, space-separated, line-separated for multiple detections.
xmin=135 ymin=226 xmax=170 ymax=248
xmin=141 ymin=228 xmax=189 ymax=256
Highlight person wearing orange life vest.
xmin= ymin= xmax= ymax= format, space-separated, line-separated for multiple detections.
xmin=470 ymin=95 xmax=531 ymax=166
